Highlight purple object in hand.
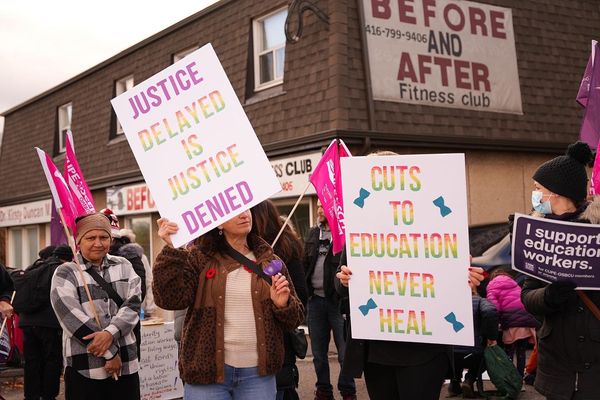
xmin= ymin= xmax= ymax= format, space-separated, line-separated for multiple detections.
xmin=263 ymin=259 xmax=283 ymax=276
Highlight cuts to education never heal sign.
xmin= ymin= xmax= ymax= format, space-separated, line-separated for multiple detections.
xmin=341 ymin=154 xmax=474 ymax=345
xmin=111 ymin=44 xmax=281 ymax=247
xmin=362 ymin=0 xmax=522 ymax=114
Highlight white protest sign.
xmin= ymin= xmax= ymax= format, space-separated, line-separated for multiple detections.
xmin=111 ymin=43 xmax=281 ymax=247
xmin=341 ymin=154 xmax=473 ymax=345
xmin=139 ymin=322 xmax=183 ymax=400
xmin=362 ymin=0 xmax=522 ymax=114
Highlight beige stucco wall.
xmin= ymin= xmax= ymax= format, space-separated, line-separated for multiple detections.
xmin=466 ymin=151 xmax=556 ymax=226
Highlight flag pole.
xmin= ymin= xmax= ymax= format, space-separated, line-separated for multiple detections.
xmin=57 ymin=209 xmax=102 ymax=328
xmin=0 ymin=291 xmax=16 ymax=338
xmin=271 ymin=181 xmax=311 ymax=248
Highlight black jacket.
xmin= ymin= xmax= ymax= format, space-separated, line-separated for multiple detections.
xmin=0 ymin=264 xmax=14 ymax=302
xmin=18 ymin=256 xmax=61 ymax=329
xmin=303 ymin=225 xmax=340 ymax=299
xmin=521 ymin=198 xmax=600 ymax=400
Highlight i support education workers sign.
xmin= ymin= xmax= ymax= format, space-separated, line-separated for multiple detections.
xmin=341 ymin=154 xmax=474 ymax=346
xmin=512 ymin=214 xmax=600 ymax=290
xmin=362 ymin=0 xmax=522 ymax=114
xmin=111 ymin=44 xmax=281 ymax=247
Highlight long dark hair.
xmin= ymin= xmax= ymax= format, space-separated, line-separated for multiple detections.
xmin=190 ymin=212 xmax=266 ymax=259
xmin=251 ymin=200 xmax=303 ymax=263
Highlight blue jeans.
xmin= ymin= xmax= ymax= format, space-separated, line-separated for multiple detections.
xmin=184 ymin=365 xmax=276 ymax=400
xmin=307 ymin=295 xmax=356 ymax=395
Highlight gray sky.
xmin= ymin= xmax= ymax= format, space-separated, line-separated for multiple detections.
xmin=0 ymin=0 xmax=219 ymax=138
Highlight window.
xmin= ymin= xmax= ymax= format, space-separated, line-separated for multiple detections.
xmin=173 ymin=46 xmax=199 ymax=63
xmin=253 ymin=8 xmax=287 ymax=91
xmin=8 ymin=225 xmax=39 ymax=269
xmin=124 ymin=216 xmax=152 ymax=264
xmin=57 ymin=103 xmax=72 ymax=153
xmin=114 ymin=75 xmax=134 ymax=135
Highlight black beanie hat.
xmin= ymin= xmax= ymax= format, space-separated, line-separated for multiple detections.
xmin=532 ymin=141 xmax=593 ymax=203
xmin=53 ymin=245 xmax=74 ymax=262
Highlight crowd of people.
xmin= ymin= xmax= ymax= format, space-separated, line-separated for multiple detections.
xmin=0 ymin=140 xmax=596 ymax=400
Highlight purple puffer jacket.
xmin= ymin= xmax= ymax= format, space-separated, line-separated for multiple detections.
xmin=487 ymin=275 xmax=538 ymax=329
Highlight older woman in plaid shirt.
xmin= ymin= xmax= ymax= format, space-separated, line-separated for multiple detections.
xmin=50 ymin=213 xmax=142 ymax=400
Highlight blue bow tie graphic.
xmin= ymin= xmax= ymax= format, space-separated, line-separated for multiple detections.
xmin=444 ymin=312 xmax=464 ymax=332
xmin=433 ymin=196 xmax=452 ymax=217
xmin=358 ymin=298 xmax=378 ymax=316
xmin=353 ymin=188 xmax=371 ymax=209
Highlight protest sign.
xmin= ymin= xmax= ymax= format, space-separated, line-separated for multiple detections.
xmin=362 ymin=0 xmax=522 ymax=114
xmin=139 ymin=322 xmax=183 ymax=400
xmin=341 ymin=154 xmax=473 ymax=345
xmin=512 ymin=214 xmax=600 ymax=290
xmin=111 ymin=43 xmax=281 ymax=247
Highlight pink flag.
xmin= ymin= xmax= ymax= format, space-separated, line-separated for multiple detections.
xmin=579 ymin=41 xmax=600 ymax=149
xmin=64 ymin=131 xmax=96 ymax=215
xmin=309 ymin=139 xmax=351 ymax=255
xmin=576 ymin=40 xmax=597 ymax=108
xmin=36 ymin=147 xmax=77 ymax=233
xmin=591 ymin=142 xmax=600 ymax=196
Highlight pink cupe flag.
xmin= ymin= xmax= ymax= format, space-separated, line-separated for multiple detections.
xmin=576 ymin=40 xmax=597 ymax=108
xmin=36 ymin=147 xmax=78 ymax=233
xmin=309 ymin=139 xmax=351 ymax=255
xmin=64 ymin=130 xmax=96 ymax=215
xmin=579 ymin=41 xmax=600 ymax=149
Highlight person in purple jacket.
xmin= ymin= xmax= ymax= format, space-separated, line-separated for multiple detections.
xmin=486 ymin=271 xmax=538 ymax=378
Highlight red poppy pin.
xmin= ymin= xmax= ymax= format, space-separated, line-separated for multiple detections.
xmin=206 ymin=268 xmax=216 ymax=279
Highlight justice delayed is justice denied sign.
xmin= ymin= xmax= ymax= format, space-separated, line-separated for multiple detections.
xmin=512 ymin=214 xmax=600 ymax=290
xmin=341 ymin=154 xmax=474 ymax=345
xmin=111 ymin=44 xmax=281 ymax=247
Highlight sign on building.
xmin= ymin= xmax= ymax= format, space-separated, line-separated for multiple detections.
xmin=341 ymin=154 xmax=474 ymax=345
xmin=269 ymin=152 xmax=320 ymax=199
xmin=0 ymin=199 xmax=52 ymax=227
xmin=106 ymin=183 xmax=157 ymax=216
xmin=111 ymin=44 xmax=281 ymax=247
xmin=362 ymin=0 xmax=522 ymax=114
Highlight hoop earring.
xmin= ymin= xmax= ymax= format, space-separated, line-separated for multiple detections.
xmin=218 ymin=229 xmax=223 ymax=236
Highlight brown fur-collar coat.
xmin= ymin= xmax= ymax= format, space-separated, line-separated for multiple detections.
xmin=153 ymin=240 xmax=304 ymax=385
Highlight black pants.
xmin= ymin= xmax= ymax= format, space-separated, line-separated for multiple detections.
xmin=22 ymin=326 xmax=62 ymax=400
xmin=363 ymin=353 xmax=449 ymax=400
xmin=453 ymin=351 xmax=484 ymax=382
xmin=65 ymin=367 xmax=140 ymax=400
xmin=276 ymin=333 xmax=300 ymax=400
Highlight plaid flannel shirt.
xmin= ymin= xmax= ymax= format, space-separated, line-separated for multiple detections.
xmin=50 ymin=253 xmax=141 ymax=380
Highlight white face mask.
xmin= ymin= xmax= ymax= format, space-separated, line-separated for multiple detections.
xmin=532 ymin=191 xmax=553 ymax=214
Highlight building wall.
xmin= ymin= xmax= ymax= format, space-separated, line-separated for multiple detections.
xmin=0 ymin=0 xmax=597 ymax=235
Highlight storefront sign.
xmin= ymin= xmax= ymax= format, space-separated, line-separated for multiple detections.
xmin=111 ymin=44 xmax=281 ymax=247
xmin=512 ymin=214 xmax=600 ymax=290
xmin=139 ymin=322 xmax=183 ymax=400
xmin=106 ymin=183 xmax=157 ymax=216
xmin=0 ymin=199 xmax=52 ymax=227
xmin=270 ymin=152 xmax=320 ymax=198
xmin=362 ymin=0 xmax=522 ymax=113
xmin=341 ymin=154 xmax=473 ymax=345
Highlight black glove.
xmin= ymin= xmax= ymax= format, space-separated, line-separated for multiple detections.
xmin=544 ymin=280 xmax=577 ymax=308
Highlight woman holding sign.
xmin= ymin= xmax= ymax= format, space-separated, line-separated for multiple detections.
xmin=521 ymin=141 xmax=600 ymax=400
xmin=153 ymin=210 xmax=304 ymax=400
